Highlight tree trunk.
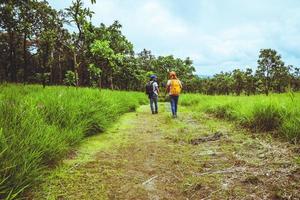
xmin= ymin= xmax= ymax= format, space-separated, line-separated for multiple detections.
xmin=78 ymin=55 xmax=85 ymax=86
xmin=49 ymin=50 xmax=54 ymax=84
xmin=42 ymin=44 xmax=50 ymax=88
xmin=9 ymin=31 xmax=16 ymax=82
xmin=42 ymin=55 xmax=46 ymax=88
xmin=23 ymin=33 xmax=28 ymax=83
xmin=265 ymin=65 xmax=270 ymax=96
xmin=73 ymin=51 xmax=78 ymax=87
xmin=265 ymin=77 xmax=269 ymax=96
xmin=41 ymin=57 xmax=46 ymax=88
xmin=109 ymin=73 xmax=114 ymax=90
xmin=58 ymin=53 xmax=62 ymax=84
xmin=98 ymin=75 xmax=102 ymax=89
xmin=0 ymin=62 xmax=8 ymax=83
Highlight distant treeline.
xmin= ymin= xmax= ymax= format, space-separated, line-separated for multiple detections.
xmin=0 ymin=1 xmax=299 ymax=95
xmin=193 ymin=49 xmax=300 ymax=95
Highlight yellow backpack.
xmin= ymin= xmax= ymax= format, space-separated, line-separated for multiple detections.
xmin=170 ymin=79 xmax=181 ymax=96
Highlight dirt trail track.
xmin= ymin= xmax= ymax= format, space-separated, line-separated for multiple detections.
xmin=33 ymin=104 xmax=300 ymax=200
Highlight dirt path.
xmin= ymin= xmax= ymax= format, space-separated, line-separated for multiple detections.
xmin=33 ymin=104 xmax=299 ymax=200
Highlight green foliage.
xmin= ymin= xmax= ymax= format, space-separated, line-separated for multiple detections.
xmin=257 ymin=49 xmax=287 ymax=95
xmin=63 ymin=71 xmax=78 ymax=86
xmin=0 ymin=84 xmax=147 ymax=199
xmin=188 ymin=49 xmax=299 ymax=95
xmin=251 ymin=103 xmax=283 ymax=131
xmin=88 ymin=64 xmax=101 ymax=87
xmin=207 ymin=104 xmax=236 ymax=120
xmin=35 ymin=72 xmax=50 ymax=84
xmin=90 ymin=40 xmax=114 ymax=58
xmin=232 ymin=69 xmax=244 ymax=95
xmin=180 ymin=93 xmax=300 ymax=143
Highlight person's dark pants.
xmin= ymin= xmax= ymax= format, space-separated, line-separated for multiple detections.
xmin=170 ymin=95 xmax=179 ymax=117
xmin=149 ymin=94 xmax=158 ymax=114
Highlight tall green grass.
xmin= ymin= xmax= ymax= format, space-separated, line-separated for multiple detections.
xmin=180 ymin=93 xmax=300 ymax=143
xmin=0 ymin=84 xmax=147 ymax=199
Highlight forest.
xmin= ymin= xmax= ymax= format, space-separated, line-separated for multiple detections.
xmin=1 ymin=0 xmax=300 ymax=95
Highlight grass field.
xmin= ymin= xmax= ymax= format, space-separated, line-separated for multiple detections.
xmin=180 ymin=93 xmax=300 ymax=143
xmin=32 ymin=103 xmax=300 ymax=199
xmin=1 ymin=85 xmax=299 ymax=199
xmin=0 ymin=84 xmax=147 ymax=199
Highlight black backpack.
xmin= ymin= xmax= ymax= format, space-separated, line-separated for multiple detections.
xmin=145 ymin=81 xmax=154 ymax=95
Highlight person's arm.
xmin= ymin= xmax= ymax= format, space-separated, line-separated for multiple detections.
xmin=154 ymin=82 xmax=159 ymax=95
xmin=166 ymin=80 xmax=171 ymax=94
xmin=179 ymin=80 xmax=183 ymax=89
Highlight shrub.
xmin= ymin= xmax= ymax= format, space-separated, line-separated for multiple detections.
xmin=206 ymin=104 xmax=236 ymax=120
xmin=180 ymin=93 xmax=300 ymax=143
xmin=250 ymin=103 xmax=283 ymax=131
xmin=281 ymin=118 xmax=300 ymax=142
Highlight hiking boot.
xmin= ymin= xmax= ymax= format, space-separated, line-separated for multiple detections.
xmin=155 ymin=111 xmax=158 ymax=114
xmin=152 ymin=111 xmax=155 ymax=114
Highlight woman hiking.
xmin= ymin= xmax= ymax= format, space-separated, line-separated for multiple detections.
xmin=166 ymin=71 xmax=182 ymax=118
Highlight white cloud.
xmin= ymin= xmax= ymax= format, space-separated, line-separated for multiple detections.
xmin=138 ymin=1 xmax=188 ymax=37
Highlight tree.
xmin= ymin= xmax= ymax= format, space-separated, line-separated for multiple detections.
xmin=244 ymin=68 xmax=256 ymax=95
xmin=103 ymin=21 xmax=134 ymax=89
xmin=52 ymin=27 xmax=71 ymax=84
xmin=34 ymin=1 xmax=62 ymax=87
xmin=290 ymin=66 xmax=300 ymax=91
xmin=0 ymin=0 xmax=21 ymax=82
xmin=213 ymin=72 xmax=232 ymax=95
xmin=37 ymin=30 xmax=56 ymax=87
xmin=66 ymin=0 xmax=93 ymax=86
xmin=272 ymin=64 xmax=290 ymax=93
xmin=256 ymin=49 xmax=285 ymax=95
xmin=90 ymin=39 xmax=123 ymax=89
xmin=0 ymin=32 xmax=9 ymax=82
xmin=64 ymin=70 xmax=78 ymax=86
xmin=232 ymin=69 xmax=244 ymax=95
xmin=19 ymin=0 xmax=36 ymax=82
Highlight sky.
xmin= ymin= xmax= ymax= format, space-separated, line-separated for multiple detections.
xmin=49 ymin=0 xmax=300 ymax=75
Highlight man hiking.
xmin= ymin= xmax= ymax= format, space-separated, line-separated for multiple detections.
xmin=166 ymin=71 xmax=182 ymax=118
xmin=146 ymin=75 xmax=159 ymax=114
